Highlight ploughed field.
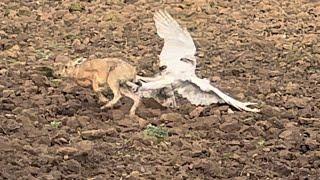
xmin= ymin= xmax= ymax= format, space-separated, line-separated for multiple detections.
xmin=0 ymin=0 xmax=319 ymax=179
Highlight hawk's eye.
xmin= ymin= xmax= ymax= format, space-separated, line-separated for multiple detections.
xmin=159 ymin=65 xmax=167 ymax=71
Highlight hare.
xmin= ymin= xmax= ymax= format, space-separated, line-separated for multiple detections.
xmin=55 ymin=57 xmax=141 ymax=116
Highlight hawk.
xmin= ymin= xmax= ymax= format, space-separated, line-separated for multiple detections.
xmin=138 ymin=10 xmax=259 ymax=112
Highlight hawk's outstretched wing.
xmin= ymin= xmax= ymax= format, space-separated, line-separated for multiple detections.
xmin=154 ymin=10 xmax=197 ymax=70
xmin=176 ymin=77 xmax=260 ymax=112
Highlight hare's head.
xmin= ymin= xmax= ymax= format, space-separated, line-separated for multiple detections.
xmin=55 ymin=58 xmax=86 ymax=78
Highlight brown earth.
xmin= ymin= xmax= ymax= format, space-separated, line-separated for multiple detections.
xmin=1 ymin=0 xmax=320 ymax=179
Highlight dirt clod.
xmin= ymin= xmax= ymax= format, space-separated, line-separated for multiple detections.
xmin=81 ymin=129 xmax=106 ymax=140
xmin=219 ymin=121 xmax=241 ymax=133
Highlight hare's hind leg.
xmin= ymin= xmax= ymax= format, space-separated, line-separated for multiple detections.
xmin=119 ymin=87 xmax=140 ymax=116
xmin=92 ymin=76 xmax=109 ymax=103
xmin=101 ymin=77 xmax=122 ymax=109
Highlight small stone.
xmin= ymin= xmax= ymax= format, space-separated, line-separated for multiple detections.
xmin=3 ymin=119 xmax=22 ymax=131
xmin=124 ymin=0 xmax=138 ymax=4
xmin=284 ymin=122 xmax=298 ymax=129
xmin=261 ymin=105 xmax=281 ymax=117
xmin=314 ymin=151 xmax=320 ymax=158
xmin=117 ymin=116 xmax=135 ymax=127
xmin=236 ymin=93 xmax=245 ymax=100
xmin=228 ymin=140 xmax=241 ymax=146
xmin=83 ymin=37 xmax=90 ymax=45
xmin=81 ymin=129 xmax=106 ymax=140
xmin=72 ymin=39 xmax=86 ymax=52
xmin=219 ymin=121 xmax=241 ymax=133
xmin=137 ymin=108 xmax=162 ymax=118
xmin=72 ymin=39 xmax=81 ymax=48
xmin=0 ymin=84 xmax=5 ymax=91
xmin=189 ymin=107 xmax=205 ymax=118
xmin=56 ymin=147 xmax=78 ymax=155
xmin=75 ymin=140 xmax=93 ymax=153
xmin=263 ymin=147 xmax=271 ymax=152
xmin=137 ymin=117 xmax=149 ymax=129
xmin=54 ymin=54 xmax=71 ymax=63
xmin=227 ymin=108 xmax=234 ymax=114
xmin=230 ymin=153 xmax=241 ymax=160
xmin=211 ymin=76 xmax=221 ymax=82
xmin=128 ymin=170 xmax=140 ymax=178
xmin=21 ymin=108 xmax=39 ymax=121
xmin=66 ymin=117 xmax=80 ymax=129
xmin=2 ymin=89 xmax=15 ymax=98
xmin=77 ymin=116 xmax=90 ymax=127
xmin=285 ymin=96 xmax=310 ymax=108
xmin=61 ymin=159 xmax=81 ymax=173
xmin=49 ymin=170 xmax=62 ymax=180
xmin=310 ymin=73 xmax=319 ymax=80
xmin=279 ymin=130 xmax=293 ymax=140
xmin=105 ymin=127 xmax=118 ymax=136
xmin=4 ymin=114 xmax=15 ymax=118
xmin=111 ymin=109 xmax=125 ymax=120
xmin=218 ymin=105 xmax=229 ymax=112
xmin=40 ymin=174 xmax=55 ymax=180
xmin=0 ymin=68 xmax=8 ymax=76
xmin=69 ymin=3 xmax=85 ymax=12
xmin=279 ymin=129 xmax=300 ymax=141
xmin=278 ymin=150 xmax=295 ymax=160
xmin=62 ymin=83 xmax=77 ymax=93
xmin=234 ymin=177 xmax=247 ymax=180
xmin=160 ymin=112 xmax=184 ymax=122
xmin=0 ymin=45 xmax=21 ymax=58
xmin=12 ymin=107 xmax=23 ymax=114
xmin=30 ymin=74 xmax=49 ymax=87
xmin=285 ymin=82 xmax=299 ymax=94
xmin=305 ymin=139 xmax=318 ymax=150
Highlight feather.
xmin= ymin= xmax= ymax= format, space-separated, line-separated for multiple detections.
xmin=175 ymin=81 xmax=223 ymax=105
xmin=154 ymin=10 xmax=196 ymax=70
xmin=187 ymin=77 xmax=260 ymax=112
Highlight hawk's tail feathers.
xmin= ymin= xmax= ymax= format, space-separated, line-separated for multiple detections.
xmin=189 ymin=77 xmax=260 ymax=112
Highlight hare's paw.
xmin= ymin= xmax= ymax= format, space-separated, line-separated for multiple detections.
xmin=99 ymin=96 xmax=109 ymax=103
xmin=100 ymin=102 xmax=115 ymax=110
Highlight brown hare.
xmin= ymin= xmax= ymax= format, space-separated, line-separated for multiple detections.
xmin=55 ymin=58 xmax=141 ymax=116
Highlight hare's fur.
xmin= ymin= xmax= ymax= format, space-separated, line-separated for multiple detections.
xmin=56 ymin=58 xmax=140 ymax=116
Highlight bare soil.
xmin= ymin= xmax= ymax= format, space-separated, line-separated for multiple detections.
xmin=0 ymin=0 xmax=320 ymax=179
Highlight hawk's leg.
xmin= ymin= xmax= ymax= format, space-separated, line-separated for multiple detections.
xmin=136 ymin=74 xmax=162 ymax=83
xmin=168 ymin=85 xmax=177 ymax=107
xmin=139 ymin=77 xmax=174 ymax=91
xmin=161 ymin=85 xmax=177 ymax=108
xmin=126 ymin=81 xmax=140 ymax=92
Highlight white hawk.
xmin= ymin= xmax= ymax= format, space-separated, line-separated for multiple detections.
xmin=138 ymin=10 xmax=259 ymax=112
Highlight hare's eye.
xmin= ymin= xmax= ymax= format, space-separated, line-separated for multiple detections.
xmin=64 ymin=66 xmax=68 ymax=69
